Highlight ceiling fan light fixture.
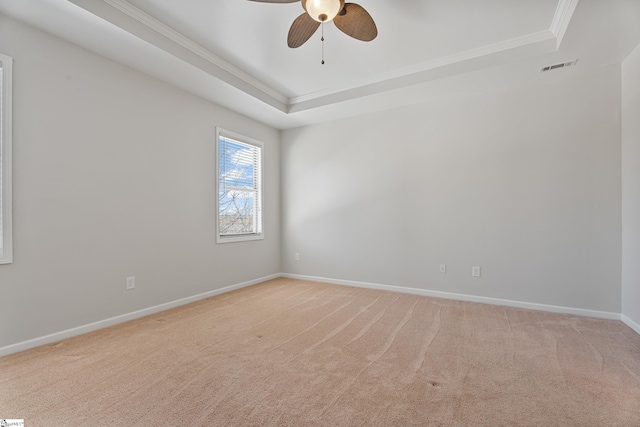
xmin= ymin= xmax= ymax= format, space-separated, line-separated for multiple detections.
xmin=303 ymin=0 xmax=344 ymax=22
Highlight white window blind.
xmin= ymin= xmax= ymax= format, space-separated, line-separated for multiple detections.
xmin=0 ymin=53 xmax=13 ymax=264
xmin=216 ymin=128 xmax=263 ymax=243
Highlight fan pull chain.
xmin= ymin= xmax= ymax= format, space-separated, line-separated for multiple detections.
xmin=321 ymin=22 xmax=325 ymax=65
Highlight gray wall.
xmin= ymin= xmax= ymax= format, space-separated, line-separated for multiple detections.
xmin=1 ymin=11 xmax=636 ymax=352
xmin=282 ymin=65 xmax=622 ymax=313
xmin=0 ymin=15 xmax=281 ymax=349
xmin=622 ymin=43 xmax=640 ymax=331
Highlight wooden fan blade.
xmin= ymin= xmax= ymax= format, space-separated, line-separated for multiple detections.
xmin=333 ymin=3 xmax=377 ymax=42
xmin=247 ymin=0 xmax=299 ymax=3
xmin=288 ymin=12 xmax=320 ymax=48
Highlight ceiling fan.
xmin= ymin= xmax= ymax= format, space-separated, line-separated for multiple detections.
xmin=249 ymin=0 xmax=377 ymax=49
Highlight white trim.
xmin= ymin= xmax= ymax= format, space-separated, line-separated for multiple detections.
xmin=0 ymin=274 xmax=280 ymax=358
xmin=550 ymin=0 xmax=580 ymax=48
xmin=2 ymin=272 xmax=633 ymax=358
xmin=289 ymin=30 xmax=556 ymax=105
xmin=101 ymin=0 xmax=288 ymax=105
xmin=622 ymin=315 xmax=640 ymax=335
xmin=66 ymin=0 xmax=287 ymax=112
xmin=215 ymin=127 xmax=265 ymax=244
xmin=281 ymin=273 xmax=621 ymax=321
xmin=291 ymin=1 xmax=579 ymax=105
xmin=69 ymin=0 xmax=578 ymax=114
xmin=0 ymin=53 xmax=13 ymax=265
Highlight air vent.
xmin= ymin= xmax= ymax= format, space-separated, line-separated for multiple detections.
xmin=540 ymin=59 xmax=578 ymax=73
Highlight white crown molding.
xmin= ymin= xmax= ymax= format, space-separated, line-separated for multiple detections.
xmin=68 ymin=0 xmax=578 ymax=116
xmin=550 ymin=0 xmax=580 ymax=48
xmin=102 ymin=0 xmax=288 ymax=104
xmin=289 ymin=30 xmax=556 ymax=106
xmin=290 ymin=0 xmax=580 ymax=107
xmin=84 ymin=0 xmax=288 ymax=107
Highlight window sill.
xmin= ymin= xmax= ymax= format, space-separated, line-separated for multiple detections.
xmin=216 ymin=233 xmax=264 ymax=244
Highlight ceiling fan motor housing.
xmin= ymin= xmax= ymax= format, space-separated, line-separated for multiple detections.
xmin=302 ymin=0 xmax=345 ymax=22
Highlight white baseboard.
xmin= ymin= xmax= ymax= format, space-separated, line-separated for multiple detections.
xmin=622 ymin=314 xmax=640 ymax=335
xmin=0 ymin=274 xmax=280 ymax=358
xmin=2 ymin=272 xmax=630 ymax=358
xmin=281 ymin=273 xmax=622 ymax=321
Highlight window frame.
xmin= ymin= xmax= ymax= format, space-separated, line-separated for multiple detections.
xmin=0 ymin=53 xmax=13 ymax=264
xmin=215 ymin=127 xmax=264 ymax=244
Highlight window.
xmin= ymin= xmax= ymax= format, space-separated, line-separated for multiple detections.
xmin=0 ymin=53 xmax=13 ymax=264
xmin=216 ymin=127 xmax=263 ymax=243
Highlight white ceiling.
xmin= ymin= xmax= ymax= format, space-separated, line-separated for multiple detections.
xmin=0 ymin=0 xmax=639 ymax=129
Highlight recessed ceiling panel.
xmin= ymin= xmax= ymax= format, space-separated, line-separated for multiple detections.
xmin=125 ymin=0 xmax=560 ymax=98
xmin=2 ymin=0 xmax=640 ymax=129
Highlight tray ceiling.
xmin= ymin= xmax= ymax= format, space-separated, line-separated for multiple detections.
xmin=0 ymin=0 xmax=639 ymax=129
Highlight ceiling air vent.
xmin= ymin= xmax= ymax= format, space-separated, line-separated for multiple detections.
xmin=540 ymin=59 xmax=578 ymax=73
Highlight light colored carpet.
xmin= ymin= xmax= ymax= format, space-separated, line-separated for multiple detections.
xmin=1 ymin=278 xmax=640 ymax=426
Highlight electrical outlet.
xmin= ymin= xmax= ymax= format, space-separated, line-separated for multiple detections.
xmin=439 ymin=264 xmax=447 ymax=274
xmin=126 ymin=276 xmax=136 ymax=290
xmin=295 ymin=253 xmax=300 ymax=261
xmin=472 ymin=266 xmax=481 ymax=278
